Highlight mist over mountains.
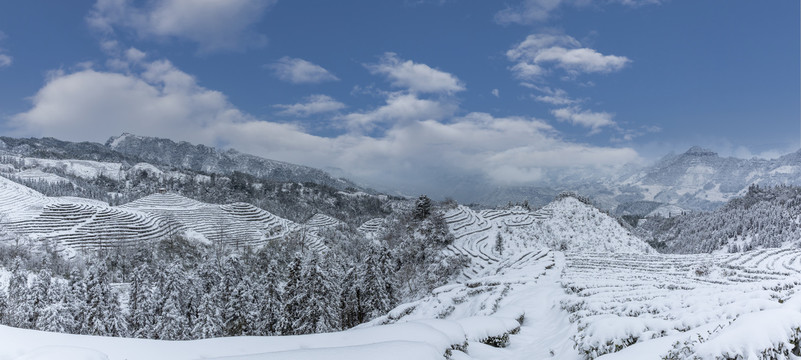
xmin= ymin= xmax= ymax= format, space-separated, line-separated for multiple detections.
xmin=4 ymin=133 xmax=801 ymax=213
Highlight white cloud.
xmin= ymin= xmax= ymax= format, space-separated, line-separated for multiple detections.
xmin=491 ymin=89 xmax=500 ymax=97
xmin=495 ymin=0 xmax=565 ymax=25
xmin=268 ymin=57 xmax=339 ymax=84
xmin=0 ymin=54 xmax=11 ymax=68
xmin=10 ymin=57 xmax=640 ymax=197
xmin=532 ymin=87 xmax=576 ymax=105
xmin=495 ymin=0 xmax=662 ymax=25
xmin=274 ymin=95 xmax=345 ymax=117
xmin=340 ymin=92 xmax=456 ymax=131
xmin=552 ymin=106 xmax=615 ymax=132
xmin=508 ymin=34 xmax=630 ymax=81
xmin=125 ymin=47 xmax=146 ymax=63
xmin=367 ymin=52 xmax=465 ymax=94
xmin=0 ymin=31 xmax=11 ymax=68
xmin=87 ymin=0 xmax=274 ymax=52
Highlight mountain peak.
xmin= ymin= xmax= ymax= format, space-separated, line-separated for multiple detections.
xmin=683 ymin=146 xmax=717 ymax=157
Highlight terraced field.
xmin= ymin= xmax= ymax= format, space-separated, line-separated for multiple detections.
xmin=121 ymin=193 xmax=298 ymax=248
xmin=442 ymin=198 xmax=646 ymax=281
xmin=357 ymin=217 xmax=385 ymax=238
xmin=0 ymin=176 xmax=309 ymax=254
xmin=372 ymin=198 xmax=801 ymax=359
xmin=563 ymin=250 xmax=801 ymax=359
xmin=6 ymin=203 xmax=174 ymax=254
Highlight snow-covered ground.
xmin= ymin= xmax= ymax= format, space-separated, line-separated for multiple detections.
xmin=3 ymin=195 xmax=801 ymax=359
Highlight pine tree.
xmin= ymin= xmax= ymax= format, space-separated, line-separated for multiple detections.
xmin=255 ymin=262 xmax=283 ymax=336
xmin=30 ymin=269 xmax=52 ymax=327
xmin=280 ymin=255 xmax=304 ymax=335
xmin=362 ymin=252 xmax=393 ymax=320
xmin=0 ymin=288 xmax=8 ymax=325
xmin=292 ymin=254 xmax=341 ymax=334
xmin=127 ymin=264 xmax=150 ymax=336
xmin=340 ymin=265 xmax=364 ymax=329
xmin=7 ymin=257 xmax=32 ymax=329
xmin=67 ymin=268 xmax=88 ymax=334
xmin=155 ymin=264 xmax=188 ymax=340
xmin=36 ymin=301 xmax=75 ymax=333
xmin=413 ymin=195 xmax=432 ymax=220
xmin=193 ymin=290 xmax=224 ymax=339
xmin=82 ymin=263 xmax=127 ymax=336
xmin=495 ymin=232 xmax=504 ymax=255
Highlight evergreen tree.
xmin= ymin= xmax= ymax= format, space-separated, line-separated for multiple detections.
xmin=127 ymin=264 xmax=150 ymax=336
xmin=7 ymin=257 xmax=32 ymax=328
xmin=30 ymin=269 xmax=52 ymax=327
xmin=495 ymin=232 xmax=504 ymax=255
xmin=280 ymin=255 xmax=304 ymax=335
xmin=413 ymin=195 xmax=432 ymax=220
xmin=36 ymin=301 xmax=75 ymax=333
xmin=340 ymin=265 xmax=364 ymax=329
xmin=362 ymin=249 xmax=395 ymax=320
xmin=155 ymin=264 xmax=188 ymax=340
xmin=291 ymin=254 xmax=341 ymax=334
xmin=255 ymin=261 xmax=283 ymax=336
xmin=193 ymin=290 xmax=224 ymax=339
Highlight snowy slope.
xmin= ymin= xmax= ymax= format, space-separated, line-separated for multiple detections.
xmin=5 ymin=194 xmax=801 ymax=359
xmin=0 ymin=178 xmax=307 ymax=255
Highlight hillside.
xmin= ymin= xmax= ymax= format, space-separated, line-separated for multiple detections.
xmin=106 ymin=133 xmax=358 ymax=190
xmin=4 ymin=193 xmax=801 ymax=359
xmin=638 ymin=184 xmax=801 ymax=253
xmin=0 ymin=175 xmax=343 ymax=256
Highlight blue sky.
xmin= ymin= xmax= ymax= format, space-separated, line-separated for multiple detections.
xmin=0 ymin=0 xmax=797 ymax=194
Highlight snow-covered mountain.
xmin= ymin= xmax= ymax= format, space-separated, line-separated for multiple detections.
xmin=613 ymin=146 xmax=801 ymax=210
xmin=106 ymin=133 xmax=358 ymax=190
xmin=474 ymin=146 xmax=801 ymax=213
xmin=0 ymin=134 xmax=359 ymax=191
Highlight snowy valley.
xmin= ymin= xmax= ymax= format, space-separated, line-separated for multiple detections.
xmin=0 ymin=137 xmax=801 ymax=359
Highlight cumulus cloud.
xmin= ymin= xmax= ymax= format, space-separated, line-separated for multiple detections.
xmin=87 ymin=0 xmax=274 ymax=52
xmin=491 ymin=89 xmax=500 ymax=97
xmin=10 ymin=56 xmax=640 ymax=197
xmin=507 ymin=34 xmax=630 ymax=81
xmin=340 ymin=92 xmax=456 ymax=131
xmin=273 ymin=95 xmax=345 ymax=117
xmin=367 ymin=52 xmax=465 ymax=94
xmin=268 ymin=57 xmax=339 ymax=84
xmin=552 ymin=106 xmax=615 ymax=132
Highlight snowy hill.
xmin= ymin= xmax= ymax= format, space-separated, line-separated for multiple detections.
xmin=0 ymin=177 xmax=313 ymax=255
xmin=5 ymin=192 xmax=801 ymax=359
xmin=106 ymin=133 xmax=357 ymax=190
xmin=441 ymin=196 xmax=651 ymax=281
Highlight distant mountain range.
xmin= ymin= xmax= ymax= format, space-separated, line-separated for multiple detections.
xmin=3 ymin=134 xmax=801 ymax=212
xmin=0 ymin=134 xmax=358 ymax=191
xmin=469 ymin=146 xmax=801 ymax=213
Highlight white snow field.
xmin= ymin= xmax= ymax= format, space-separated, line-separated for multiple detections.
xmin=4 ymin=191 xmax=801 ymax=359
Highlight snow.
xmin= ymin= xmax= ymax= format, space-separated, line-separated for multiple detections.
xmin=11 ymin=169 xmax=72 ymax=184
xmin=128 ymin=163 xmax=164 ymax=177
xmin=0 ymin=322 xmax=457 ymax=360
xmin=108 ymin=133 xmax=136 ymax=149
xmin=456 ymin=316 xmax=520 ymax=342
xmin=4 ymin=184 xmax=801 ymax=359
xmin=22 ymin=158 xmax=124 ymax=181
